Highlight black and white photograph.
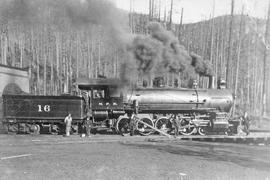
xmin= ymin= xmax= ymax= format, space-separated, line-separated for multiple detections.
xmin=0 ymin=0 xmax=270 ymax=179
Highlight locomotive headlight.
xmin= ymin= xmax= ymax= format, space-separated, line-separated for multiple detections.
xmin=106 ymin=102 xmax=109 ymax=106
xmin=113 ymin=102 xmax=117 ymax=106
xmin=98 ymin=103 xmax=103 ymax=106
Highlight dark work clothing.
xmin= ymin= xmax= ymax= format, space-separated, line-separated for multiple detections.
xmin=85 ymin=118 xmax=91 ymax=137
xmin=242 ymin=116 xmax=250 ymax=135
xmin=172 ymin=115 xmax=179 ymax=136
xmin=129 ymin=115 xmax=136 ymax=136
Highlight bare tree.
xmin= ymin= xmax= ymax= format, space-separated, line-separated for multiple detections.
xmin=226 ymin=0 xmax=234 ymax=88
xmin=232 ymin=6 xmax=245 ymax=116
xmin=178 ymin=8 xmax=184 ymax=40
xmin=262 ymin=1 xmax=270 ymax=117
xmin=168 ymin=0 xmax=174 ymax=30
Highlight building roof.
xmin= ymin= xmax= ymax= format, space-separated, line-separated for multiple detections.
xmin=0 ymin=64 xmax=29 ymax=72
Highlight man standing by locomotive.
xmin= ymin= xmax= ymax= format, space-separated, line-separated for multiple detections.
xmin=85 ymin=117 xmax=91 ymax=137
xmin=171 ymin=114 xmax=180 ymax=137
xmin=242 ymin=112 xmax=251 ymax=135
xmin=130 ymin=100 xmax=139 ymax=136
xmin=64 ymin=113 xmax=72 ymax=136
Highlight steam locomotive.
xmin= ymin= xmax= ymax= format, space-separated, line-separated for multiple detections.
xmin=1 ymin=77 xmax=238 ymax=136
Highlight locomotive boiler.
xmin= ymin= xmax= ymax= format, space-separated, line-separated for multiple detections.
xmin=126 ymin=88 xmax=233 ymax=113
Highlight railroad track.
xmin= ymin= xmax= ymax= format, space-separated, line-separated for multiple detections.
xmin=147 ymin=133 xmax=270 ymax=145
xmin=177 ymin=136 xmax=270 ymax=145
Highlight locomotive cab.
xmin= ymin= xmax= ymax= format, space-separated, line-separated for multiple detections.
xmin=77 ymin=78 xmax=125 ymax=128
xmin=91 ymin=87 xmax=124 ymax=114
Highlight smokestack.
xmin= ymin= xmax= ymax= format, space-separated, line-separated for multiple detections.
xmin=208 ymin=76 xmax=215 ymax=89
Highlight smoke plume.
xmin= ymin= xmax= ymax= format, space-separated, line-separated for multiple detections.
xmin=148 ymin=22 xmax=192 ymax=75
xmin=190 ymin=52 xmax=214 ymax=77
xmin=129 ymin=35 xmax=162 ymax=74
xmin=0 ymin=0 xmax=117 ymax=25
xmin=123 ymin=22 xmax=214 ymax=85
xmin=0 ymin=0 xmax=128 ymax=42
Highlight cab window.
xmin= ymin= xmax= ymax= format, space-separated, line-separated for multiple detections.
xmin=109 ymin=87 xmax=122 ymax=98
xmin=93 ymin=90 xmax=104 ymax=99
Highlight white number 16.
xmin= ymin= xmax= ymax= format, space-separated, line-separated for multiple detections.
xmin=38 ymin=105 xmax=51 ymax=112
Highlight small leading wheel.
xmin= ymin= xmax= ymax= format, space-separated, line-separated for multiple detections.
xmin=136 ymin=118 xmax=154 ymax=136
xmin=198 ymin=127 xmax=207 ymax=135
xmin=154 ymin=117 xmax=173 ymax=134
xmin=179 ymin=119 xmax=196 ymax=135
xmin=116 ymin=118 xmax=130 ymax=135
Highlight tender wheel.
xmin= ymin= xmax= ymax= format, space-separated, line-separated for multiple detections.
xmin=71 ymin=125 xmax=79 ymax=135
xmin=31 ymin=124 xmax=40 ymax=135
xmin=25 ymin=123 xmax=33 ymax=134
xmin=179 ymin=119 xmax=196 ymax=135
xmin=51 ymin=124 xmax=60 ymax=135
xmin=3 ymin=123 xmax=9 ymax=134
xmin=8 ymin=123 xmax=19 ymax=134
xmin=136 ymin=117 xmax=154 ymax=136
xmin=198 ymin=127 xmax=207 ymax=135
xmin=116 ymin=118 xmax=130 ymax=135
xmin=155 ymin=117 xmax=173 ymax=134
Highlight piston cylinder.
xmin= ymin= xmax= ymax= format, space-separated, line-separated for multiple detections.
xmin=93 ymin=111 xmax=108 ymax=119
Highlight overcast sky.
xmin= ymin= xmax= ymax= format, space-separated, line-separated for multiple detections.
xmin=110 ymin=0 xmax=269 ymax=23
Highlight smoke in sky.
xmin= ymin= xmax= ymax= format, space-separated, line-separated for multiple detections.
xmin=0 ymin=0 xmax=128 ymax=42
xmin=190 ymin=52 xmax=214 ymax=77
xmin=127 ymin=22 xmax=194 ymax=76
xmin=124 ymin=22 xmax=213 ymax=85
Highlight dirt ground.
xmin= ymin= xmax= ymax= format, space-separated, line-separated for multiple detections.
xmin=0 ymin=134 xmax=270 ymax=180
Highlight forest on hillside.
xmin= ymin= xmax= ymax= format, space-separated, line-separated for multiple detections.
xmin=0 ymin=0 xmax=270 ymax=118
